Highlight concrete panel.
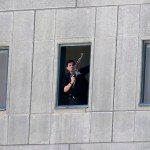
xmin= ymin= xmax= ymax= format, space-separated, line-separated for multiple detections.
xmin=70 ymin=143 xmax=112 ymax=150
xmin=13 ymin=0 xmax=76 ymax=10
xmin=136 ymin=143 xmax=150 ymax=150
xmin=96 ymin=7 xmax=117 ymax=38
xmin=13 ymin=11 xmax=34 ymax=41
xmin=35 ymin=10 xmax=55 ymax=41
xmin=92 ymin=38 xmax=116 ymax=111
xmin=114 ymin=37 xmax=138 ymax=110
xmin=134 ymin=111 xmax=150 ymax=141
xmin=29 ymin=145 xmax=69 ymax=150
xmin=111 ymin=143 xmax=135 ymax=150
xmin=56 ymin=8 xmax=95 ymax=38
xmin=8 ymin=115 xmax=29 ymax=144
xmin=118 ymin=5 xmax=140 ymax=36
xmin=113 ymin=111 xmax=134 ymax=142
xmin=0 ymin=0 xmax=13 ymax=11
xmin=140 ymin=5 xmax=150 ymax=35
xmin=10 ymin=42 xmax=33 ymax=113
xmin=77 ymin=0 xmax=150 ymax=7
xmin=0 ymin=12 xmax=13 ymax=42
xmin=70 ymin=143 xmax=135 ymax=150
xmin=50 ymin=113 xmax=90 ymax=143
xmin=0 ymin=114 xmax=8 ymax=145
xmin=29 ymin=114 xmax=50 ymax=144
xmin=0 ymin=145 xmax=69 ymax=150
xmin=90 ymin=112 xmax=112 ymax=142
xmin=31 ymin=41 xmax=54 ymax=113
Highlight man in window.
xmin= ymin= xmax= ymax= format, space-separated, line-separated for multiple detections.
xmin=63 ymin=60 xmax=89 ymax=105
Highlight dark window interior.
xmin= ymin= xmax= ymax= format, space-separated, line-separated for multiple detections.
xmin=57 ymin=44 xmax=91 ymax=107
xmin=0 ymin=48 xmax=9 ymax=110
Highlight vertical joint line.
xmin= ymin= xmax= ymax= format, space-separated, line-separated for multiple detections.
xmin=135 ymin=4 xmax=141 ymax=106
xmin=7 ymin=11 xmax=15 ymax=145
xmin=89 ymin=8 xmax=97 ymax=142
xmin=111 ymin=5 xmax=119 ymax=142
xmin=28 ymin=10 xmax=36 ymax=144
xmin=133 ymin=5 xmax=141 ymax=141
xmin=94 ymin=8 xmax=97 ymax=38
xmin=89 ymin=111 xmax=92 ymax=142
xmin=91 ymin=8 xmax=97 ymax=111
xmin=51 ymin=9 xmax=57 ymax=112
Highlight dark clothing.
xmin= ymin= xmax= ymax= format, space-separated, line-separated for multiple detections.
xmin=63 ymin=66 xmax=89 ymax=105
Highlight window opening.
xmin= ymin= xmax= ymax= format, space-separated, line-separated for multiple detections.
xmin=0 ymin=48 xmax=9 ymax=110
xmin=57 ymin=44 xmax=91 ymax=108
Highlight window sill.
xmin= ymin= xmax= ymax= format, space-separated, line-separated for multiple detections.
xmin=56 ymin=105 xmax=88 ymax=109
xmin=139 ymin=103 xmax=150 ymax=106
xmin=0 ymin=108 xmax=6 ymax=111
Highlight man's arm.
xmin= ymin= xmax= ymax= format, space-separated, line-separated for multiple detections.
xmin=64 ymin=76 xmax=76 ymax=93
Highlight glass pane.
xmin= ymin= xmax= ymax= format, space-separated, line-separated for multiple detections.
xmin=57 ymin=45 xmax=91 ymax=107
xmin=144 ymin=44 xmax=150 ymax=103
xmin=0 ymin=50 xmax=8 ymax=109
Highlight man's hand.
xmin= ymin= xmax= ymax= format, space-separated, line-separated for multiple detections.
xmin=64 ymin=76 xmax=76 ymax=93
xmin=70 ymin=76 xmax=76 ymax=84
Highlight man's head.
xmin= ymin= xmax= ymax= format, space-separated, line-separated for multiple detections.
xmin=66 ymin=60 xmax=75 ymax=73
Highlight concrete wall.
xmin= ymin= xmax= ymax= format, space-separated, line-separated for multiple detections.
xmin=1 ymin=0 xmax=150 ymax=149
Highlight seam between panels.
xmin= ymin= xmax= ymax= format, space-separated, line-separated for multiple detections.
xmin=51 ymin=9 xmax=57 ymax=114
xmin=7 ymin=11 xmax=14 ymax=114
xmin=28 ymin=10 xmax=36 ymax=144
xmin=49 ymin=9 xmax=57 ymax=144
xmin=111 ymin=5 xmax=119 ymax=143
xmin=135 ymin=4 xmax=141 ymax=109
xmin=89 ymin=7 xmax=97 ymax=143
xmin=76 ymin=0 xmax=77 ymax=7
xmin=90 ymin=7 xmax=97 ymax=112
xmin=0 ymin=3 xmax=149 ymax=12
xmin=134 ymin=4 xmax=141 ymax=111
xmin=7 ymin=10 xmax=15 ymax=145
xmin=133 ymin=4 xmax=142 ymax=142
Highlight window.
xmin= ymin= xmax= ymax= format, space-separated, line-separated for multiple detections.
xmin=141 ymin=41 xmax=150 ymax=104
xmin=0 ymin=47 xmax=9 ymax=110
xmin=57 ymin=44 xmax=91 ymax=107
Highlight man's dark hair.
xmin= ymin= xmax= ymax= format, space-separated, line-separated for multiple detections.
xmin=65 ymin=60 xmax=75 ymax=67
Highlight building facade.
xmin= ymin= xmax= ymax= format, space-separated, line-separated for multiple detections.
xmin=0 ymin=0 xmax=150 ymax=149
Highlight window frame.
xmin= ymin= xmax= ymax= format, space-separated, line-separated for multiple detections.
xmin=0 ymin=47 xmax=9 ymax=111
xmin=56 ymin=43 xmax=91 ymax=109
xmin=140 ymin=40 xmax=150 ymax=105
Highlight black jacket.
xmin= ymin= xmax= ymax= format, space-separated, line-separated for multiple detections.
xmin=63 ymin=66 xmax=89 ymax=104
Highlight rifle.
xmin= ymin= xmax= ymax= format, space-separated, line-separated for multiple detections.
xmin=71 ymin=53 xmax=83 ymax=87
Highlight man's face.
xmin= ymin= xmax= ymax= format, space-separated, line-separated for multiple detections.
xmin=66 ymin=62 xmax=75 ymax=72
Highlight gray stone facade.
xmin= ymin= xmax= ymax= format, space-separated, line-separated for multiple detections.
xmin=1 ymin=0 xmax=150 ymax=149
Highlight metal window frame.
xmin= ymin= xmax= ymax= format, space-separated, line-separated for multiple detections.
xmin=56 ymin=43 xmax=91 ymax=109
xmin=140 ymin=40 xmax=150 ymax=105
xmin=0 ymin=47 xmax=9 ymax=110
